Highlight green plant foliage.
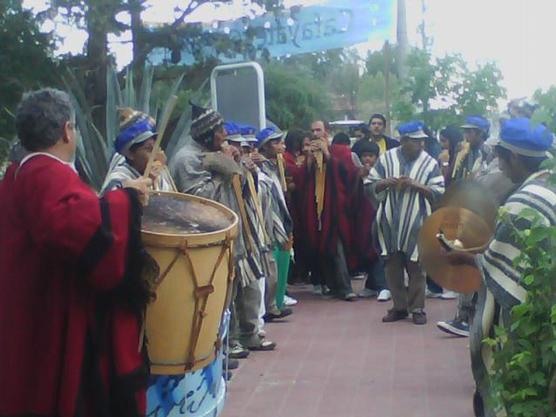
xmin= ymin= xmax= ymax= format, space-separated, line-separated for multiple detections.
xmin=264 ymin=64 xmax=333 ymax=130
xmin=486 ymin=156 xmax=556 ymax=417
xmin=533 ymin=87 xmax=556 ymax=133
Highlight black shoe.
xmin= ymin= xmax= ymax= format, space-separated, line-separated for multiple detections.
xmin=228 ymin=344 xmax=250 ymax=359
xmin=224 ymin=358 xmax=239 ymax=370
xmin=382 ymin=309 xmax=409 ymax=322
xmin=412 ymin=311 xmax=427 ymax=325
xmin=263 ymin=308 xmax=293 ymax=322
xmin=224 ymin=370 xmax=233 ymax=381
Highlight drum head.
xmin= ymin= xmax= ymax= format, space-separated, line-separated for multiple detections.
xmin=143 ymin=193 xmax=233 ymax=235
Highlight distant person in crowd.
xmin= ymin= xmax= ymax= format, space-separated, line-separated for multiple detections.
xmin=0 ymin=88 xmax=151 ymax=417
xmin=422 ymin=125 xmax=442 ymax=160
xmin=444 ymin=118 xmax=555 ymax=417
xmin=366 ymin=121 xmax=445 ymax=325
xmin=352 ymin=113 xmax=399 ymax=157
xmin=438 ymin=125 xmax=464 ymax=184
xmin=353 ymin=141 xmax=391 ymax=302
xmin=170 ymin=104 xmax=276 ymax=357
xmin=101 ymin=107 xmax=175 ymax=193
xmin=436 ymin=115 xmax=492 ymax=337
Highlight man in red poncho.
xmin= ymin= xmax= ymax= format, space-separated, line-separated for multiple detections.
xmin=0 ymin=89 xmax=151 ymax=417
xmin=292 ymin=120 xmax=356 ymax=301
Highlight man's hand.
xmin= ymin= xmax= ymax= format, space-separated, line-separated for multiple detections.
xmin=397 ymin=176 xmax=417 ymax=190
xmin=241 ymin=155 xmax=258 ymax=174
xmin=375 ymin=177 xmax=399 ymax=192
xmin=149 ymin=160 xmax=163 ymax=181
xmin=250 ymin=151 xmax=266 ymax=165
xmin=222 ymin=144 xmax=240 ymax=162
xmin=359 ymin=165 xmax=370 ymax=178
xmin=123 ymin=177 xmax=152 ymax=206
xmin=154 ymin=150 xmax=167 ymax=165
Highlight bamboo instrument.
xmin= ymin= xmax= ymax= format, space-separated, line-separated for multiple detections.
xmin=245 ymin=169 xmax=270 ymax=245
xmin=314 ymin=150 xmax=326 ymax=231
xmin=143 ymin=95 xmax=178 ymax=181
xmin=451 ymin=141 xmax=470 ymax=180
xmin=276 ymin=153 xmax=288 ymax=193
xmin=232 ymin=174 xmax=256 ymax=252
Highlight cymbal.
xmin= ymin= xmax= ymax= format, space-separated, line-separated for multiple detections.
xmin=440 ymin=180 xmax=498 ymax=226
xmin=418 ymin=207 xmax=493 ymax=293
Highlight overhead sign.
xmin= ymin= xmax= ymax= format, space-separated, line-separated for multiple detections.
xmin=148 ymin=0 xmax=395 ymax=64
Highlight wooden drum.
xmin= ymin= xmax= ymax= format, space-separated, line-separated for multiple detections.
xmin=142 ymin=191 xmax=238 ymax=375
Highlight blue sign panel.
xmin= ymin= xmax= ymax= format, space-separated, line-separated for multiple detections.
xmin=148 ymin=0 xmax=394 ymax=64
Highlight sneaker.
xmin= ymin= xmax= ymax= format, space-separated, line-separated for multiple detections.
xmin=358 ymin=288 xmax=377 ymax=298
xmin=377 ymin=289 xmax=392 ymax=302
xmin=247 ymin=339 xmax=277 ymax=351
xmin=284 ymin=295 xmax=298 ymax=306
xmin=351 ymin=273 xmax=366 ymax=280
xmin=436 ymin=319 xmax=469 ymax=337
xmin=321 ymin=285 xmax=333 ymax=296
xmin=263 ymin=308 xmax=293 ymax=322
xmin=343 ymin=292 xmax=357 ymax=302
xmin=440 ymin=290 xmax=458 ymax=300
xmin=382 ymin=309 xmax=409 ymax=322
xmin=312 ymin=285 xmax=322 ymax=295
xmin=426 ymin=288 xmax=443 ymax=299
xmin=412 ymin=311 xmax=427 ymax=325
xmin=228 ymin=344 xmax=250 ymax=359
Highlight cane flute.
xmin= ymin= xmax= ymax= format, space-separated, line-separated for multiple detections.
xmin=276 ymin=153 xmax=288 ymax=193
xmin=245 ymin=169 xmax=271 ymax=246
xmin=143 ymin=95 xmax=178 ymax=181
xmin=314 ymin=149 xmax=326 ymax=231
xmin=232 ymin=174 xmax=256 ymax=252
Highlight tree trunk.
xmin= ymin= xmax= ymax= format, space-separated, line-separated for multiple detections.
xmin=396 ymin=0 xmax=409 ymax=81
xmin=85 ymin=0 xmax=110 ymax=135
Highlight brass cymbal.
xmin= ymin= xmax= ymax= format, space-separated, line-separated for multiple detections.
xmin=439 ymin=180 xmax=498 ymax=226
xmin=418 ymin=207 xmax=494 ymax=293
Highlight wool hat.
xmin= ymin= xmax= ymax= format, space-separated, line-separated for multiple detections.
xmin=256 ymin=126 xmax=284 ymax=148
xmin=461 ymin=115 xmax=490 ymax=133
xmin=115 ymin=109 xmax=156 ymax=154
xmin=496 ymin=117 xmax=553 ymax=157
xmin=240 ymin=125 xmax=258 ymax=143
xmin=190 ymin=101 xmax=224 ymax=141
xmin=397 ymin=121 xmax=428 ymax=139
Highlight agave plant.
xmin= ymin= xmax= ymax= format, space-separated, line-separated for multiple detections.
xmin=64 ymin=64 xmax=205 ymax=191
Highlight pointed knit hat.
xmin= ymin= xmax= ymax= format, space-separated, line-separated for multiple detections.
xmin=190 ymin=101 xmax=224 ymax=141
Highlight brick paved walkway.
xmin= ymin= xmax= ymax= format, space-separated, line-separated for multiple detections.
xmin=221 ymin=283 xmax=474 ymax=417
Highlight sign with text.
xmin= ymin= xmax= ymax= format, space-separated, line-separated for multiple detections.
xmin=148 ymin=0 xmax=394 ymax=64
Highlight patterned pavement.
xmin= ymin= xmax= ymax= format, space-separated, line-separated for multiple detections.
xmin=221 ymin=283 xmax=474 ymax=417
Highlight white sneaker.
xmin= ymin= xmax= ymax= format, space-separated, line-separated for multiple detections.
xmin=358 ymin=288 xmax=377 ymax=298
xmin=284 ymin=295 xmax=298 ymax=306
xmin=377 ymin=289 xmax=392 ymax=302
xmin=426 ymin=288 xmax=442 ymax=298
xmin=440 ymin=290 xmax=458 ymax=300
xmin=312 ymin=285 xmax=322 ymax=295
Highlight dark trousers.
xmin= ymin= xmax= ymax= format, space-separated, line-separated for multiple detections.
xmin=384 ymin=252 xmax=426 ymax=313
xmin=364 ymin=258 xmax=387 ymax=291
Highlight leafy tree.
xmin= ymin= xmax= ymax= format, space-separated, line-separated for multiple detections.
xmin=264 ymin=64 xmax=333 ymax=130
xmin=0 ymin=0 xmax=58 ymax=146
xmin=533 ymin=86 xmax=556 ymax=133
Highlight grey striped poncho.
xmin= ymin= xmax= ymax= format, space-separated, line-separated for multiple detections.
xmin=366 ymin=147 xmax=445 ymax=261
xmin=471 ymin=170 xmax=556 ymax=417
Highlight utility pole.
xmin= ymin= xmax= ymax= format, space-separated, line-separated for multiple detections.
xmin=383 ymin=41 xmax=392 ymax=136
xmin=396 ymin=0 xmax=408 ymax=81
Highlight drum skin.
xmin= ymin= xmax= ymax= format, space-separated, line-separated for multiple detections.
xmin=142 ymin=191 xmax=238 ymax=375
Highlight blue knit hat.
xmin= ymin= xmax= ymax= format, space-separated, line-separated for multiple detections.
xmin=461 ymin=115 xmax=490 ymax=133
xmin=256 ymin=126 xmax=284 ymax=148
xmin=496 ymin=118 xmax=553 ymax=157
xmin=115 ymin=112 xmax=156 ymax=154
xmin=397 ymin=120 xmax=428 ymax=139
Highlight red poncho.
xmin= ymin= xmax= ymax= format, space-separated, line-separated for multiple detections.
xmin=0 ymin=155 xmax=148 ymax=417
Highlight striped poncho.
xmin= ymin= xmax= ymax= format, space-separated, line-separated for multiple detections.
xmin=471 ymin=170 xmax=556 ymax=416
xmin=366 ymin=147 xmax=445 ymax=261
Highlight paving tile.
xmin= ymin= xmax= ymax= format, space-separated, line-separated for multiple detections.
xmin=221 ymin=285 xmax=474 ymax=417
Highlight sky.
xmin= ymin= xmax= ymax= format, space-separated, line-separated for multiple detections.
xmin=22 ymin=0 xmax=556 ymax=99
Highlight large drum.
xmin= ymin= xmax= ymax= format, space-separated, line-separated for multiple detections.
xmin=142 ymin=191 xmax=238 ymax=375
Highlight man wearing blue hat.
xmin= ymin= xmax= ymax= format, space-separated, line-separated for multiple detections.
xmin=253 ymin=127 xmax=295 ymax=315
xmin=451 ymin=115 xmax=492 ymax=181
xmin=366 ymin=120 xmax=445 ymax=325
xmin=101 ymin=108 xmax=175 ymax=193
xmin=444 ymin=118 xmax=555 ymax=416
